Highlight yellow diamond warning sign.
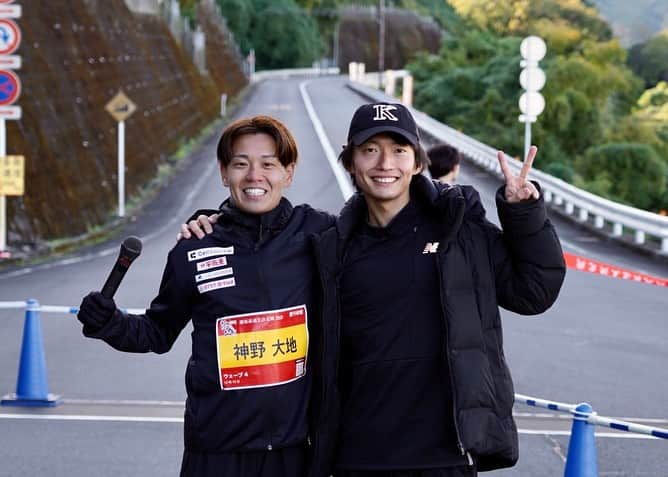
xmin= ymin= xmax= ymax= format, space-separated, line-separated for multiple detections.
xmin=105 ymin=90 xmax=137 ymax=122
xmin=0 ymin=155 xmax=24 ymax=196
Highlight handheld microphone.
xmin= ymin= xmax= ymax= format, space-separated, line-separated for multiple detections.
xmin=101 ymin=236 xmax=143 ymax=299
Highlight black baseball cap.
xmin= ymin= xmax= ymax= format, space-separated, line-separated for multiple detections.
xmin=347 ymin=102 xmax=420 ymax=147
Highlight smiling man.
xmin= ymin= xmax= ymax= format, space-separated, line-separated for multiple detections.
xmin=77 ymin=116 xmax=335 ymax=477
xmin=309 ymin=102 xmax=566 ymax=477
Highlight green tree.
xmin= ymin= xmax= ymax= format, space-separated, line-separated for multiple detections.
xmin=216 ymin=0 xmax=253 ymax=51
xmin=215 ymin=0 xmax=323 ymax=69
xmin=450 ymin=0 xmax=611 ymax=41
xmin=576 ymin=143 xmax=666 ymax=210
xmin=628 ymin=31 xmax=668 ymax=87
xmin=252 ymin=1 xmax=323 ymax=68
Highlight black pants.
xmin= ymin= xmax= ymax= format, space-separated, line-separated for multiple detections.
xmin=180 ymin=446 xmax=307 ymax=477
xmin=336 ymin=467 xmax=477 ymax=477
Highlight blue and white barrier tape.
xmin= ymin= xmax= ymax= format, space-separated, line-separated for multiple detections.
xmin=516 ymin=393 xmax=668 ymax=440
xmin=0 ymin=301 xmax=145 ymax=315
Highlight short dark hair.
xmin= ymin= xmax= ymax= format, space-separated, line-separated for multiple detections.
xmin=217 ymin=116 xmax=298 ymax=167
xmin=338 ymin=132 xmax=430 ymax=173
xmin=427 ymin=144 xmax=461 ymax=178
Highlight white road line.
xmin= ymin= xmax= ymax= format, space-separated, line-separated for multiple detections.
xmin=62 ymin=398 xmax=184 ymax=406
xmin=518 ymin=429 xmax=660 ymax=440
xmin=514 ymin=411 xmax=668 ymax=425
xmin=0 ymin=413 xmax=183 ymax=423
xmin=299 ymin=80 xmax=354 ymax=201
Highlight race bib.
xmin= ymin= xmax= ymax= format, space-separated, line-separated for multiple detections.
xmin=216 ymin=305 xmax=308 ymax=390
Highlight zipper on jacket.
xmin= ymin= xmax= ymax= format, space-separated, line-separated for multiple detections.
xmin=435 ymin=254 xmax=467 ymax=459
xmin=255 ymin=222 xmax=264 ymax=251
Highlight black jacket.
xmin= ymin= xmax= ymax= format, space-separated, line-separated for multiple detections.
xmin=309 ymin=175 xmax=566 ymax=474
xmin=85 ymin=199 xmax=335 ymax=456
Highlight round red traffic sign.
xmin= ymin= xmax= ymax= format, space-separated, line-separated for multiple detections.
xmin=0 ymin=19 xmax=20 ymax=55
xmin=0 ymin=70 xmax=20 ymax=105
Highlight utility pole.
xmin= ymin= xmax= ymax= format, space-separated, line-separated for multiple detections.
xmin=378 ymin=0 xmax=385 ymax=85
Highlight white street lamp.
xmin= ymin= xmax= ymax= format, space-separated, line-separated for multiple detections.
xmin=519 ymin=36 xmax=547 ymax=160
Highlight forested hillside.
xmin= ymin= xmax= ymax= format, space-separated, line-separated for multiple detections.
xmin=410 ymin=0 xmax=668 ymax=213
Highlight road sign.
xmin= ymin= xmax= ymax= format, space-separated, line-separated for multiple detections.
xmin=0 ymin=1 xmax=17 ymax=4
xmin=0 ymin=105 xmax=20 ymax=119
xmin=105 ymin=90 xmax=137 ymax=122
xmin=0 ymin=4 xmax=20 ymax=18
xmin=0 ymin=69 xmax=19 ymax=105
xmin=0 ymin=19 xmax=19 ymax=55
xmin=0 ymin=54 xmax=19 ymax=69
xmin=0 ymin=155 xmax=24 ymax=195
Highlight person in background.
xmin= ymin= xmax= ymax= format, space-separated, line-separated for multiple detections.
xmin=428 ymin=143 xmax=461 ymax=184
xmin=77 ymin=116 xmax=335 ymax=477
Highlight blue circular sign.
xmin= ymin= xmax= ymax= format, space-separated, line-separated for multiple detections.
xmin=0 ymin=70 xmax=20 ymax=105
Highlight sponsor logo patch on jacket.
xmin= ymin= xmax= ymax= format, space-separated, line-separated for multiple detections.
xmin=196 ymin=256 xmax=227 ymax=271
xmin=195 ymin=267 xmax=234 ymax=283
xmin=187 ymin=246 xmax=234 ymax=262
xmin=198 ymin=277 xmax=236 ymax=293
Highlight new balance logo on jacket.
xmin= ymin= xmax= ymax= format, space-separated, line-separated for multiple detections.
xmin=423 ymin=242 xmax=439 ymax=254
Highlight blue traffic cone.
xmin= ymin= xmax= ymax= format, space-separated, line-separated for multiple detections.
xmin=564 ymin=402 xmax=598 ymax=477
xmin=1 ymin=299 xmax=61 ymax=407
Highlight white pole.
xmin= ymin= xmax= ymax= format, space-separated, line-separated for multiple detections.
xmin=524 ymin=120 xmax=531 ymax=161
xmin=0 ymin=118 xmax=6 ymax=251
xmin=221 ymin=93 xmax=227 ymax=117
xmin=118 ymin=120 xmax=125 ymax=217
xmin=524 ymin=65 xmax=532 ymax=160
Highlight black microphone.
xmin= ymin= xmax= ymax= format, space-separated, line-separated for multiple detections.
xmin=101 ymin=236 xmax=143 ymax=299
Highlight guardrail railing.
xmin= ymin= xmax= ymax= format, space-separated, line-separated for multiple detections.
xmin=347 ymin=81 xmax=668 ymax=257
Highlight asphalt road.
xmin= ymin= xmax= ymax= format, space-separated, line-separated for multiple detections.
xmin=0 ymin=76 xmax=666 ymax=476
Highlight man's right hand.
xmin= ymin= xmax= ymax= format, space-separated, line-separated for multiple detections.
xmin=177 ymin=213 xmax=220 ymax=241
xmin=77 ymin=292 xmax=116 ymax=334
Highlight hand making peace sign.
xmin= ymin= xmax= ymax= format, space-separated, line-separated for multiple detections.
xmin=497 ymin=145 xmax=540 ymax=203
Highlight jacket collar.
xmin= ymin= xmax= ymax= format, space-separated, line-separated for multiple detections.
xmin=214 ymin=197 xmax=294 ymax=241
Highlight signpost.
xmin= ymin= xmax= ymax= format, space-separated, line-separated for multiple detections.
xmin=518 ymin=35 xmax=547 ymax=160
xmin=105 ymin=90 xmax=137 ymax=217
xmin=0 ymin=155 xmax=24 ymax=195
xmin=0 ymin=0 xmax=19 ymax=256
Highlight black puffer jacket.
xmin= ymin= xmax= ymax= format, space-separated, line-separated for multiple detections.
xmin=308 ymin=175 xmax=566 ymax=475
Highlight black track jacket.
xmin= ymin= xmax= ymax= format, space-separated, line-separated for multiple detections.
xmin=308 ymin=175 xmax=566 ymax=475
xmin=84 ymin=199 xmax=335 ymax=457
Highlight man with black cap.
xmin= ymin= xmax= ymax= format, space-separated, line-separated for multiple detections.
xmin=308 ymin=102 xmax=565 ymax=476
xmin=179 ymin=103 xmax=566 ymax=477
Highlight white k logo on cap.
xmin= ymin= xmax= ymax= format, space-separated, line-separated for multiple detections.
xmin=372 ymin=104 xmax=399 ymax=121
